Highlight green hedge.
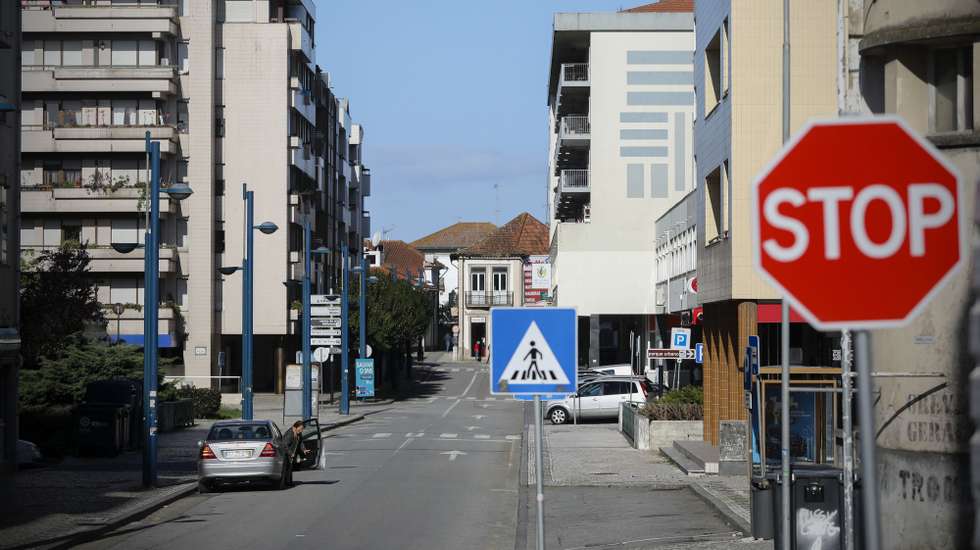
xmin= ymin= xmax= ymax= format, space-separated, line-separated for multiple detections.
xmin=20 ymin=405 xmax=77 ymax=458
xmin=175 ymin=386 xmax=222 ymax=419
xmin=639 ymin=403 xmax=704 ymax=421
xmin=659 ymin=385 xmax=704 ymax=405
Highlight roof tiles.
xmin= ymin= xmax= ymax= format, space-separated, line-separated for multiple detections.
xmin=621 ymin=0 xmax=694 ymax=13
xmin=410 ymin=222 xmax=497 ymax=251
xmin=459 ymin=213 xmax=549 ymax=258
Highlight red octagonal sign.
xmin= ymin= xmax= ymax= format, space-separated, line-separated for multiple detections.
xmin=752 ymin=117 xmax=966 ymax=330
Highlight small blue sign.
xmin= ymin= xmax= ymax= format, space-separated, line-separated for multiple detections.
xmin=694 ymin=343 xmax=704 ymax=364
xmin=355 ymin=358 xmax=375 ymax=398
xmin=491 ymin=308 xmax=577 ymax=395
xmin=748 ymin=335 xmax=760 ymax=375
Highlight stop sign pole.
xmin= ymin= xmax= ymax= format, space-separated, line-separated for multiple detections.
xmin=753 ymin=116 xmax=965 ymax=550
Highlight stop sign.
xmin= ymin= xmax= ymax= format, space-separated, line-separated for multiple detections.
xmin=752 ymin=117 xmax=966 ymax=330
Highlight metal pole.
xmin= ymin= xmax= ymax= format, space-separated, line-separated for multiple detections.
xmin=856 ymin=331 xmax=881 ymax=550
xmin=359 ymin=254 xmax=367 ymax=358
xmin=142 ymin=140 xmax=161 ymax=487
xmin=841 ymin=330 xmax=855 ymax=550
xmin=340 ymin=246 xmax=350 ymax=415
xmin=533 ymin=395 xmax=546 ymax=550
xmin=243 ymin=189 xmax=255 ymax=420
xmin=780 ymin=2 xmax=792 ymax=547
xmin=302 ymin=221 xmax=312 ymax=419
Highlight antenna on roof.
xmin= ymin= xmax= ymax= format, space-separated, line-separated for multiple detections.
xmin=493 ymin=183 xmax=500 ymax=226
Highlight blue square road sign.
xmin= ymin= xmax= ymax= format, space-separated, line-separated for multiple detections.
xmin=490 ymin=308 xmax=577 ymax=395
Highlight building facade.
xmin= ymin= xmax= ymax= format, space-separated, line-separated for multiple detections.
xmin=693 ymin=0 xmax=839 ymax=445
xmin=843 ymin=1 xmax=979 ymax=547
xmin=0 ymin=0 xmax=21 ymax=473
xmin=18 ymin=0 xmax=369 ymax=393
xmin=546 ymin=2 xmax=695 ymax=368
xmin=456 ymin=213 xmax=549 ymax=361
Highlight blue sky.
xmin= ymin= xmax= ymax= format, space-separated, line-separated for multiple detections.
xmin=316 ymin=0 xmax=637 ymax=242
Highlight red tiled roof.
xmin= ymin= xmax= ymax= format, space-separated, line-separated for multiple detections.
xmin=459 ymin=213 xmax=549 ymax=258
xmin=621 ymin=0 xmax=694 ymax=13
xmin=410 ymin=222 xmax=497 ymax=251
xmin=373 ymin=240 xmax=424 ymax=278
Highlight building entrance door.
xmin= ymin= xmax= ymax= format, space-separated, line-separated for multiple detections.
xmin=470 ymin=321 xmax=486 ymax=359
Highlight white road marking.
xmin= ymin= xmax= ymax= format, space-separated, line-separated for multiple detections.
xmin=440 ymin=433 xmax=458 ymax=439
xmin=406 ymin=432 xmax=424 ymax=438
xmin=466 ymin=397 xmax=476 ymax=400
xmin=441 ymin=399 xmax=461 ymax=418
xmin=451 ymin=368 xmax=460 ymax=372
xmin=473 ymin=414 xmax=486 ymax=420
xmin=441 ymin=450 xmax=467 ymax=461
xmin=394 ymin=438 xmax=412 ymax=454
xmin=459 ymin=373 xmax=478 ymax=397
xmin=474 ymin=434 xmax=490 ymax=439
xmin=372 ymin=433 xmax=391 ymax=438
xmin=506 ymin=435 xmax=521 ymax=440
xmin=466 ymin=426 xmax=479 ymax=431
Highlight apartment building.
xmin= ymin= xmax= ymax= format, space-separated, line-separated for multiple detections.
xmin=18 ymin=0 xmax=369 ymax=392
xmin=692 ymin=0 xmax=839 ymax=447
xmin=0 ymin=0 xmax=21 ymax=473
xmin=840 ymin=1 xmax=979 ymax=547
xmin=456 ymin=213 xmax=549 ymax=360
xmin=546 ymin=1 xmax=695 ymax=368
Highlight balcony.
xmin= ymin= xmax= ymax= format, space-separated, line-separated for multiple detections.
xmin=22 ymin=3 xmax=178 ymax=36
xmin=291 ymin=88 xmax=315 ymax=124
xmin=559 ymin=169 xmax=589 ymax=193
xmin=22 ymin=65 xmax=178 ymax=96
xmin=21 ymin=186 xmax=176 ymax=215
xmin=104 ymin=305 xmax=178 ymax=347
xmin=287 ymin=20 xmax=315 ymax=63
xmin=558 ymin=115 xmax=590 ymax=147
xmin=23 ymin=122 xmax=177 ymax=154
xmin=559 ymin=63 xmax=589 ymax=88
xmin=290 ymin=146 xmax=316 ymax=180
xmin=465 ymin=291 xmax=514 ymax=308
xmin=554 ymin=169 xmax=590 ymax=222
xmin=23 ymin=244 xmax=178 ymax=273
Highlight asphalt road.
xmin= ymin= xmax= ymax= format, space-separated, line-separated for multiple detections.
xmin=77 ymin=361 xmax=524 ymax=550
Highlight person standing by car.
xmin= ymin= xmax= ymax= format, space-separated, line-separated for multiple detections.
xmin=282 ymin=420 xmax=309 ymax=486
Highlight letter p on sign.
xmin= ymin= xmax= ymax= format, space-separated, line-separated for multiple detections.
xmin=752 ymin=117 xmax=966 ymax=330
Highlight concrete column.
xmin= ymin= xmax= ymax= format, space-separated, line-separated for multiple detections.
xmin=589 ymin=314 xmax=600 ymax=369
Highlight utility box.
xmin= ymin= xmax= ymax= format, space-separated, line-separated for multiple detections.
xmin=773 ymin=466 xmax=850 ymax=550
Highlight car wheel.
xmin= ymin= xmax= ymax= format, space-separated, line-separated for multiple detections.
xmin=197 ymin=480 xmax=212 ymax=494
xmin=549 ymin=407 xmax=569 ymax=425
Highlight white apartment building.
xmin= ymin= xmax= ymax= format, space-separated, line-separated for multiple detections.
xmin=18 ymin=0 xmax=369 ymax=392
xmin=547 ymin=1 xmax=695 ymax=367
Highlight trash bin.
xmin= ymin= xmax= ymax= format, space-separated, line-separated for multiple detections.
xmin=773 ymin=465 xmax=846 ymax=550
xmin=84 ymin=379 xmax=142 ymax=450
xmin=751 ymin=470 xmax=777 ymax=539
xmin=77 ymin=404 xmax=126 ymax=456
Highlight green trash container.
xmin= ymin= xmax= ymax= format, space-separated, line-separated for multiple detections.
xmin=77 ymin=404 xmax=125 ymax=457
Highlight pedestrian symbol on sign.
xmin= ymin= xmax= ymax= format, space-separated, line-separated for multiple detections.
xmin=498 ymin=321 xmax=570 ymax=387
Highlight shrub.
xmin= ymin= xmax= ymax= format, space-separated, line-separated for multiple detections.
xmin=175 ymin=385 xmax=222 ymax=418
xmin=639 ymin=402 xmax=704 ymax=421
xmin=659 ymin=385 xmax=703 ymax=405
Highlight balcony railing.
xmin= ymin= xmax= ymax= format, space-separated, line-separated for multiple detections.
xmin=560 ymin=169 xmax=590 ymax=191
xmin=31 ymin=110 xmax=172 ymax=129
xmin=561 ymin=63 xmax=589 ymax=83
xmin=465 ymin=291 xmax=514 ymax=308
xmin=21 ymin=0 xmax=179 ymax=9
xmin=560 ymin=115 xmax=590 ymax=136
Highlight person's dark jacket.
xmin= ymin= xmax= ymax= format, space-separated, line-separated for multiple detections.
xmin=283 ymin=428 xmax=300 ymax=459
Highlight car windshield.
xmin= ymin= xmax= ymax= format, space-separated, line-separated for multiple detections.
xmin=207 ymin=424 xmax=272 ymax=441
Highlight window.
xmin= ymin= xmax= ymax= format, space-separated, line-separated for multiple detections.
xmin=705 ymin=164 xmax=728 ymax=244
xmin=138 ymin=40 xmax=157 ymax=67
xmin=704 ymin=31 xmax=721 ymax=114
xmin=111 ymin=218 xmax=138 ymax=245
xmin=61 ymin=223 xmax=82 ymax=245
xmin=602 ymin=381 xmax=634 ymax=396
xmin=578 ymin=383 xmax=601 ymax=397
xmin=43 ymin=40 xmax=61 ymax=66
xmin=21 ymin=40 xmax=35 ymax=66
xmin=492 ymin=268 xmax=507 ymax=292
xmin=470 ymin=268 xmax=486 ymax=292
xmin=178 ymin=42 xmax=190 ymax=74
xmin=177 ymin=100 xmax=189 ymax=131
xmin=932 ymin=47 xmax=974 ymax=133
xmin=111 ymin=40 xmax=138 ymax=66
xmin=62 ymin=40 xmax=82 ymax=66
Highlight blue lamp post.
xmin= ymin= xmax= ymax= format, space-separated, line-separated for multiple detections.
xmin=219 ymin=184 xmax=277 ymax=421
xmin=112 ymin=132 xmax=193 ymax=487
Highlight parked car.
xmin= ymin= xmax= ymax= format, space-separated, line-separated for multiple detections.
xmin=16 ymin=439 xmax=43 ymax=468
xmin=591 ymin=363 xmax=637 ymax=376
xmin=197 ymin=419 xmax=322 ymax=492
xmin=545 ymin=376 xmax=655 ymax=424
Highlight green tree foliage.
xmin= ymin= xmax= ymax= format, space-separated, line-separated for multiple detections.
xmin=20 ymin=243 xmax=105 ymax=367
xmin=348 ymin=269 xmax=429 ymax=353
xmin=19 ymin=337 xmax=145 ymax=410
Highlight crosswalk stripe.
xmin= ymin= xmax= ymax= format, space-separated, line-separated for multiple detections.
xmin=474 ymin=434 xmax=490 ymax=439
xmin=506 ymin=435 xmax=521 ymax=440
xmin=440 ymin=433 xmax=458 ymax=439
xmin=372 ymin=433 xmax=392 ymax=439
xmin=406 ymin=432 xmax=424 ymax=438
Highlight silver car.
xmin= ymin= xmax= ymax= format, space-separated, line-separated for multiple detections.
xmin=545 ymin=376 xmax=654 ymax=424
xmin=197 ymin=419 xmax=322 ymax=492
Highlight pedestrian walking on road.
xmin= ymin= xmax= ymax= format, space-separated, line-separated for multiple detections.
xmin=282 ymin=420 xmax=310 ymax=486
xmin=443 ymin=332 xmax=452 ymax=352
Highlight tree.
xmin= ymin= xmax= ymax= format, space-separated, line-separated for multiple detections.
xmin=20 ymin=243 xmax=105 ymax=368
xmin=348 ymin=268 xmax=429 ymax=354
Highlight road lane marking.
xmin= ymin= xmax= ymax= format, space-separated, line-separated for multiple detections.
xmin=372 ymin=433 xmax=391 ymax=438
xmin=441 ymin=450 xmax=466 ymax=461
xmin=440 ymin=433 xmax=458 ymax=439
xmin=466 ymin=426 xmax=479 ymax=431
xmin=406 ymin=432 xmax=424 ymax=438
xmin=474 ymin=434 xmax=490 ymax=439
xmin=466 ymin=397 xmax=476 ymax=400
xmin=441 ymin=399 xmax=461 ymax=418
xmin=451 ymin=368 xmax=460 ymax=372
xmin=459 ymin=373 xmax=478 ymax=397
xmin=393 ymin=438 xmax=412 ymax=455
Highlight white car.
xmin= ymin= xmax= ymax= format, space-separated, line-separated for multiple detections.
xmin=591 ymin=364 xmax=637 ymax=376
xmin=545 ymin=376 xmax=654 ymax=424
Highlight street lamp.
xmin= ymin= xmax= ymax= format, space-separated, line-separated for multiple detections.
xmin=111 ymin=302 xmax=125 ymax=345
xmin=113 ymin=133 xmax=193 ymax=487
xmin=217 ymin=184 xmax=277 ymax=420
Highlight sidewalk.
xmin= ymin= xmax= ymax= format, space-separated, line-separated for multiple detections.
xmin=0 ymin=421 xmax=211 ymax=550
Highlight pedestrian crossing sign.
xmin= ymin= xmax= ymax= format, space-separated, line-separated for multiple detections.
xmin=490 ymin=308 xmax=577 ymax=395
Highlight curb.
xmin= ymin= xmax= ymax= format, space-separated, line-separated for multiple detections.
xmin=350 ymin=398 xmax=396 ymax=408
xmin=51 ymin=481 xmax=198 ymax=550
xmin=688 ymin=481 xmax=752 ymax=536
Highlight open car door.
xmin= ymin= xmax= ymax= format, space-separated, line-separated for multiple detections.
xmin=297 ymin=418 xmax=322 ymax=470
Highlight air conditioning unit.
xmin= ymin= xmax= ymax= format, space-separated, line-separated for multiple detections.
xmin=583 ymin=205 xmax=591 ymax=223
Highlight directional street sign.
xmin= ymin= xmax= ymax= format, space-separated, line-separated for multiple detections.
xmin=694 ymin=343 xmax=704 ymax=364
xmin=311 ymin=294 xmax=341 ymax=305
xmin=490 ymin=308 xmax=576 ymax=395
xmin=311 ymin=305 xmax=342 ymax=317
xmin=752 ymin=117 xmax=966 ymax=329
xmin=311 ymin=328 xmax=341 ymax=337
xmin=312 ymin=317 xmax=342 ymax=328
xmin=311 ymin=337 xmax=342 ymax=346
xmin=647 ymin=348 xmax=695 ymax=360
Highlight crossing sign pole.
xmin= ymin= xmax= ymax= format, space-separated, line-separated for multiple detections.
xmin=491 ymin=307 xmax=576 ymax=550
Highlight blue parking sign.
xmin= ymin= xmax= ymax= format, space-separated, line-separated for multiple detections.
xmin=491 ymin=308 xmax=577 ymax=395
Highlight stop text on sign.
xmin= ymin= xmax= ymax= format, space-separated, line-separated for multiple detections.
xmin=764 ymin=183 xmax=955 ymax=262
